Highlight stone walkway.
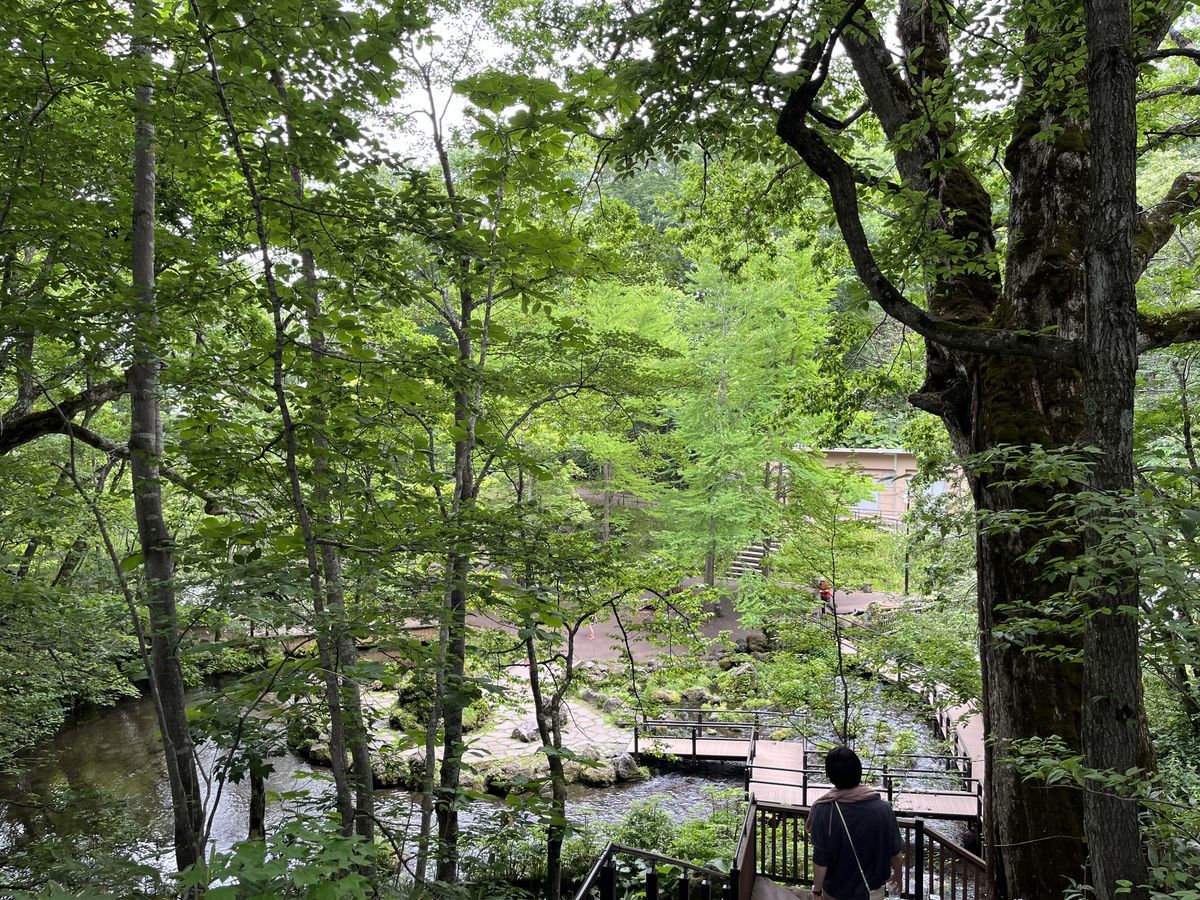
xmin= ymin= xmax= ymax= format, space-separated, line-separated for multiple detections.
xmin=361 ymin=668 xmax=631 ymax=767
xmin=464 ymin=671 xmax=630 ymax=762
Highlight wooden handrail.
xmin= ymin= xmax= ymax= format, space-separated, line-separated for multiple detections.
xmin=747 ymin=801 xmax=989 ymax=899
xmin=732 ymin=796 xmax=758 ymax=900
xmin=572 ymin=841 xmax=730 ymax=900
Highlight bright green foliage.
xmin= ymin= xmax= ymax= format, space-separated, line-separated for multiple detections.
xmin=659 ymin=251 xmax=829 ymax=575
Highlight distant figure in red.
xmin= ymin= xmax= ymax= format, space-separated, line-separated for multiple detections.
xmin=818 ymin=578 xmax=833 ymax=607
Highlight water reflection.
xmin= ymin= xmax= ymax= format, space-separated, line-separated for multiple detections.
xmin=0 ymin=695 xmax=742 ymax=882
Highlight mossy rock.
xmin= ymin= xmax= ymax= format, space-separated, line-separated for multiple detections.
xmin=680 ymin=686 xmax=713 ymax=706
xmin=370 ymin=749 xmax=425 ymax=789
xmin=577 ymin=758 xmax=618 ymax=787
xmin=478 ymin=755 xmax=550 ymax=796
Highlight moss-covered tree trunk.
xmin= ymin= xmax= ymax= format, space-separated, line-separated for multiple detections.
xmin=777 ymin=1 xmax=1161 ymax=897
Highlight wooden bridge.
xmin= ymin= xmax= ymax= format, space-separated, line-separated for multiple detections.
xmin=628 ymin=710 xmax=983 ymax=824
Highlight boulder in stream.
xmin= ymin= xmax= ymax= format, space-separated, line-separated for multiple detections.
xmin=614 ymin=752 xmax=646 ymax=782
xmin=577 ymin=758 xmax=618 ymax=787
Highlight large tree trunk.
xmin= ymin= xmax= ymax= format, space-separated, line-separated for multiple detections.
xmin=970 ymin=445 xmax=1087 ymax=898
xmin=1080 ymin=1 xmax=1152 ymax=895
xmin=128 ymin=8 xmax=203 ymax=869
xmin=767 ymin=0 xmax=1163 ymax=893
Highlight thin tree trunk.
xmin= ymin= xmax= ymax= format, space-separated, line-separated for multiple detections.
xmin=15 ymin=539 xmax=38 ymax=580
xmin=50 ymin=536 xmax=87 ymax=587
xmin=129 ymin=6 xmax=202 ymax=869
xmin=426 ymin=70 xmax=481 ymax=882
xmin=525 ymin=634 xmax=566 ymax=900
xmin=415 ymin=590 xmax=448 ymax=883
xmin=247 ymin=770 xmax=266 ymax=840
xmin=190 ymin=10 xmax=358 ymax=836
xmin=600 ymin=460 xmax=612 ymax=541
xmin=1170 ymin=358 xmax=1198 ymax=470
xmin=270 ymin=68 xmax=374 ymax=842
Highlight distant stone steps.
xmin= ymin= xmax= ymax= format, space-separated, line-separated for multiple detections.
xmin=727 ymin=540 xmax=781 ymax=577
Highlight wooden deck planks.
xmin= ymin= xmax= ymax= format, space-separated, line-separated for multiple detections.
xmin=749 ymin=779 xmax=979 ymax=821
xmin=635 ymin=735 xmax=979 ymax=822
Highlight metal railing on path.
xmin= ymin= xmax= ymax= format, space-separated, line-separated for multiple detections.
xmin=750 ymin=801 xmax=989 ymax=900
xmin=572 ymin=842 xmax=733 ymax=900
xmin=574 ymin=800 xmax=988 ymax=900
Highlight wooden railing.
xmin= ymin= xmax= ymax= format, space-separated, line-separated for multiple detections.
xmin=632 ymin=707 xmax=803 ymax=728
xmin=571 ymin=842 xmax=733 ymax=900
xmin=751 ymin=802 xmax=989 ymax=899
xmin=630 ymin=707 xmax=803 ymax=757
xmin=748 ymin=761 xmax=984 ymax=822
xmin=731 ymin=796 xmax=757 ymax=900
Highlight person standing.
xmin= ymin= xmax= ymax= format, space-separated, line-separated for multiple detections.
xmin=808 ymin=747 xmax=903 ymax=900
xmin=818 ymin=577 xmax=834 ymax=608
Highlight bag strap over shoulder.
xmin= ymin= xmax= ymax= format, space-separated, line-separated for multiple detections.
xmin=834 ymin=801 xmax=873 ymax=895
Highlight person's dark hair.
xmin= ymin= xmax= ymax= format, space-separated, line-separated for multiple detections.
xmin=825 ymin=746 xmax=863 ymax=789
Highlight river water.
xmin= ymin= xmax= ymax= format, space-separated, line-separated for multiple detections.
xmin=0 ymin=694 xmax=743 ymax=884
xmin=0 ymin=682 xmax=956 ymax=887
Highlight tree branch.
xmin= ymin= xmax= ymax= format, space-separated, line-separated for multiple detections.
xmin=1135 ymin=1 xmax=1187 ymax=53
xmin=1138 ymin=306 xmax=1200 ymax=352
xmin=1134 ymin=170 xmax=1200 ymax=275
xmin=0 ymin=379 xmax=126 ymax=454
xmin=840 ymin=6 xmax=929 ymax=187
xmin=775 ymin=106 xmax=1079 ymax=365
xmin=1140 ymin=120 xmax=1200 ymax=154
xmin=64 ymin=425 xmax=229 ymax=513
xmin=1139 ymin=47 xmax=1200 ymax=64
xmin=1137 ymin=84 xmax=1200 ymax=103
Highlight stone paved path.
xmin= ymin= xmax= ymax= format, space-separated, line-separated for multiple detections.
xmin=361 ymin=668 xmax=631 ymax=765
xmin=464 ymin=672 xmax=630 ymax=762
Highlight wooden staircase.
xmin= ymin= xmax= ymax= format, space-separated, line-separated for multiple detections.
xmin=727 ymin=540 xmax=781 ymax=577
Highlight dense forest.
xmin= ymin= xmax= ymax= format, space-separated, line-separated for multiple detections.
xmin=2 ymin=0 xmax=1200 ymax=898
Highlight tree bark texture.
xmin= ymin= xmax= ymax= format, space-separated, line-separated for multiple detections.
xmin=1081 ymin=0 xmax=1152 ymax=894
xmin=129 ymin=13 xmax=203 ymax=870
xmin=773 ymin=2 xmax=1158 ymax=894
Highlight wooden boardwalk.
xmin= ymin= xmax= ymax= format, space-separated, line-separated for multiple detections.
xmin=632 ymin=729 xmax=982 ymax=823
xmin=825 ymin=596 xmax=987 ymax=799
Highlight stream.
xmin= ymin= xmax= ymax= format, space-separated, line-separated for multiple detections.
xmin=0 ymin=681 xmax=954 ymax=887
xmin=0 ymin=693 xmax=743 ymax=884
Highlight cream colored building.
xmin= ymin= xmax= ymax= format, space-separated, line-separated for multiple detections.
xmin=821 ymin=447 xmax=938 ymax=525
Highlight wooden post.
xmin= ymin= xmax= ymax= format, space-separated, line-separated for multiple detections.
xmin=646 ymin=867 xmax=659 ymax=900
xmin=914 ymin=819 xmax=925 ymax=900
xmin=600 ymin=859 xmax=616 ymax=900
xmin=677 ymin=873 xmax=690 ymax=900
